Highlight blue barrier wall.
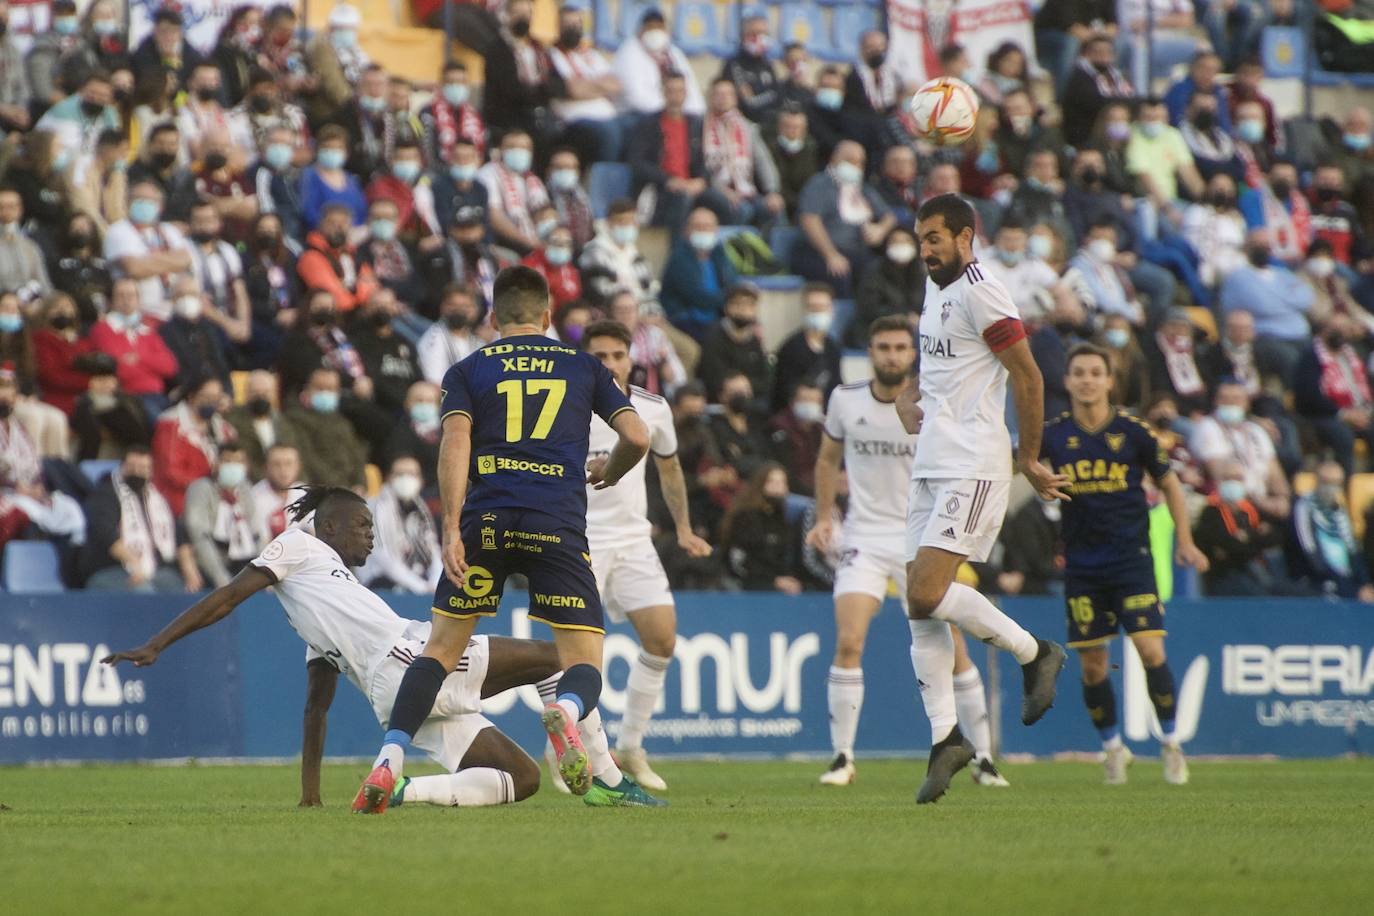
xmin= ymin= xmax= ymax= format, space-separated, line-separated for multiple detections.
xmin=2 ymin=593 xmax=1372 ymax=763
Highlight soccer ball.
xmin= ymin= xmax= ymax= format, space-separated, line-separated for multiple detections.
xmin=907 ymin=77 xmax=980 ymax=147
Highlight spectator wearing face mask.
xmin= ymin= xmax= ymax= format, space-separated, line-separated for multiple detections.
xmin=1069 ymin=220 xmax=1146 ymax=326
xmin=358 ymin=197 xmax=426 ymax=313
xmin=842 ymin=31 xmax=901 ymax=166
xmin=771 ymin=284 xmax=841 ymax=414
xmin=608 ymin=288 xmax=689 ymax=396
xmin=718 ymin=14 xmax=780 ymax=125
xmin=722 ymin=462 xmax=804 ymax=594
xmin=243 ymin=214 xmax=302 ymax=367
xmin=1062 ymin=36 xmax=1135 ymax=150
xmin=481 ymin=0 xmax=560 ymax=146
xmin=33 ymin=69 xmax=120 ymax=162
xmin=226 ymin=370 xmax=294 ymax=479
xmin=417 ymin=284 xmax=487 ymax=385
xmin=297 ymin=202 xmax=379 ymax=313
xmin=32 ymin=291 xmax=97 ymax=416
xmin=795 ymin=141 xmax=894 ymax=298
xmin=765 ymin=105 xmax=817 ymax=222
xmin=544 ymin=148 xmax=594 ymax=252
xmin=1329 ymin=108 xmax=1374 ymax=195
xmin=660 ymin=206 xmax=738 ymax=341
xmin=365 ymin=140 xmax=442 ymax=249
xmin=150 ymin=374 xmax=236 ymax=515
xmin=625 ymin=71 xmax=708 ymax=232
xmin=580 ymin=198 xmax=659 ymax=312
xmin=420 ymin=61 xmax=486 ymax=167
xmin=993 ymin=90 xmax=1062 ymax=180
xmin=281 ymin=367 xmax=366 ymax=489
xmin=89 ymin=278 xmax=180 ymax=421
xmin=1094 ymin=316 xmax=1150 ymax=409
xmin=1231 ymin=98 xmax=1274 ymax=174
xmin=103 ymin=179 xmax=195 ymax=322
xmin=1302 ymin=239 xmax=1374 ymax=336
xmin=426 ymin=205 xmax=502 ymax=311
xmin=477 ymin=129 xmax=550 ymax=257
xmin=186 ymin=202 xmax=253 ymax=347
xmin=359 ymin=454 xmax=442 ymax=593
xmin=1190 ymin=380 xmax=1291 ymax=521
xmin=1218 ymin=228 xmax=1313 ymax=384
xmin=1193 ymin=459 xmax=1286 ymax=596
xmin=300 ymin=126 xmax=367 ymax=231
xmin=249 ymin=126 xmax=305 ymax=243
xmin=177 ymin=61 xmax=237 ymax=167
xmin=71 ymin=363 xmax=149 ymax=461
xmin=1141 ymin=308 xmax=1210 ymax=417
xmin=1182 ymin=173 xmax=1247 ymax=289
xmin=1308 ymin=164 xmax=1371 ymax=270
xmin=250 ymin=442 xmax=305 ymax=540
xmin=614 ymin=8 xmax=706 ymax=117
xmin=1289 ymin=461 xmax=1374 ymax=602
xmin=159 ymin=277 xmax=232 ymax=399
xmin=26 ymin=0 xmax=82 ymax=111
xmin=547 ymin=4 xmax=624 ymax=163
xmin=229 ymin=68 xmax=310 ymax=160
xmin=699 ymin=285 xmax=771 ymax=406
xmin=50 ymin=213 xmax=113 ymax=324
xmin=430 ymin=138 xmax=490 ymax=235
xmin=184 ymin=442 xmax=263 ymax=588
xmin=850 ymin=227 xmax=923 ymax=349
xmin=1294 ymin=314 xmax=1374 ymax=477
xmin=982 ymin=219 xmax=1060 ymax=327
xmin=385 ymin=381 xmax=442 ymax=480
xmin=1030 ymin=292 xmax=1092 ymax=417
xmin=1237 ymin=161 xmax=1310 ymax=266
xmin=1164 ymin=51 xmax=1231 ymax=132
xmin=78 ymin=444 xmax=202 ymax=592
xmin=1178 ymin=92 xmax=1243 ymax=184
xmin=522 ymin=225 xmax=582 ymax=314
xmin=349 ymin=289 xmax=420 ymax=415
xmin=303 ymin=4 xmax=370 ymax=124
xmin=768 ymin=382 xmax=825 ymax=497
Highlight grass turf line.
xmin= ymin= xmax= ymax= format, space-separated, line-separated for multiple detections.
xmin=2 ymin=759 xmax=1372 ymax=915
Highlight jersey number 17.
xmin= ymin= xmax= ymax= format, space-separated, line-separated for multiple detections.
xmin=495 ymin=379 xmax=567 ymax=442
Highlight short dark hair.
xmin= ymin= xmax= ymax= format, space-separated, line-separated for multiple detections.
xmin=802 ymin=282 xmax=833 ymax=302
xmin=247 ymin=67 xmax=276 ymax=89
xmin=1066 ymin=342 xmax=1112 ymax=374
xmin=869 ymin=315 xmax=913 ymax=339
xmin=443 ymin=61 xmax=468 ymax=75
xmin=316 ymin=123 xmax=348 ymax=145
xmin=938 ymin=43 xmax=965 ymax=66
xmin=123 ymin=443 xmax=152 ymax=459
xmin=153 ymin=8 xmax=182 ymax=26
xmin=662 ymin=71 xmax=686 ymax=84
xmin=491 ymin=265 xmax=551 ymax=326
xmin=582 ymin=320 xmax=633 ymax=350
xmin=97 ymin=129 xmax=127 ymax=149
xmin=607 ymin=197 xmax=637 ymax=219
xmin=916 ymin=193 xmax=977 ymax=239
xmin=148 ymin=122 xmax=180 ymax=143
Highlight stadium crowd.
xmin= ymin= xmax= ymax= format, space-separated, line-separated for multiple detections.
xmin=2 ymin=0 xmax=1374 ymax=601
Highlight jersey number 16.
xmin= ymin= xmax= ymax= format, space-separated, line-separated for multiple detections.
xmin=495 ymin=379 xmax=567 ymax=442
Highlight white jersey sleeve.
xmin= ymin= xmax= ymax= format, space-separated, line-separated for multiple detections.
xmin=251 ymin=528 xmax=312 ymax=582
xmin=963 ymin=272 xmax=1021 ymax=333
xmin=648 ymin=398 xmax=678 ymax=457
xmin=823 ymin=389 xmax=847 ymax=441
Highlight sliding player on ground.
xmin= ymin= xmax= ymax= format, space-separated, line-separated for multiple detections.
xmin=899 ymin=194 xmax=1068 ymax=804
xmin=1042 ymin=344 xmax=1208 ymax=785
xmin=579 ymin=321 xmax=713 ymax=792
xmin=103 ymin=487 xmax=657 ymax=808
xmin=355 ymin=266 xmax=652 ymax=813
xmin=807 ymin=316 xmax=1008 ymax=788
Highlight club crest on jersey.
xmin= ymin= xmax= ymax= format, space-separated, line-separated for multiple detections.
xmin=940 ymin=300 xmax=953 ymax=324
xmin=1066 ymin=436 xmax=1080 ymax=450
xmin=481 ymin=525 xmax=496 ymax=550
xmin=1106 ymin=432 xmax=1126 ymax=453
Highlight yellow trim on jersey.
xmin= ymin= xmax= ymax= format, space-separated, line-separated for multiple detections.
xmin=526 ymin=613 xmax=606 ymax=634
xmin=442 ymin=408 xmax=473 ymax=423
xmin=432 ymin=606 xmax=498 ymax=621
xmin=1066 ymin=633 xmax=1119 ymax=648
xmin=604 ymin=405 xmax=636 ymax=425
xmin=1129 ymin=629 xmax=1168 ymax=639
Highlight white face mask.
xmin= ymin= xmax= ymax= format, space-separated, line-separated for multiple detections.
xmin=1307 ymin=256 xmax=1336 ymax=279
xmin=804 ymin=311 xmax=833 ymax=334
xmin=175 ymin=296 xmax=203 ymax=320
xmin=887 ymin=243 xmax=916 ymax=265
xmin=391 ymin=473 xmax=422 ymax=501
xmin=793 ymin=401 xmax=823 ymax=423
xmin=1087 ymin=238 xmax=1117 ymax=263
xmin=217 ymin=462 xmax=246 ymax=489
xmin=641 ymin=28 xmax=670 ymax=52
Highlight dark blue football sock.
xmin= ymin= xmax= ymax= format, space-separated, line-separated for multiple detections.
xmin=555 ymin=663 xmax=602 ymax=721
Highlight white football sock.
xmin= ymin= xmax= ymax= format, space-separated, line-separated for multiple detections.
xmin=909 ymin=619 xmax=957 ymax=744
xmin=373 ymin=743 xmax=405 ymax=777
xmin=1103 ymin=733 xmax=1124 ymax=751
xmin=403 ymin=768 xmax=515 ymax=806
xmin=953 ymin=666 xmax=993 ymax=761
xmin=929 ymin=583 xmax=1038 ymax=664
xmin=826 ymin=666 xmax=864 ymax=758
xmin=580 ymin=707 xmax=623 ymax=785
xmin=618 ymin=650 xmax=672 ymax=751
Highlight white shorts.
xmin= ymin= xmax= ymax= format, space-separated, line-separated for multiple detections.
xmin=367 ymin=628 xmax=493 ymax=772
xmin=832 ymin=531 xmax=908 ymax=607
xmin=905 ymin=477 xmax=1009 ymax=564
xmin=590 ymin=538 xmax=674 ymax=623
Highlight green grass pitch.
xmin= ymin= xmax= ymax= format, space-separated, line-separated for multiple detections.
xmin=3 ymin=759 xmax=1373 ymax=915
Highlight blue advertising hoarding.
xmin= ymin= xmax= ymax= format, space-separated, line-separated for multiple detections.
xmin=2 ymin=592 xmax=1372 ymax=763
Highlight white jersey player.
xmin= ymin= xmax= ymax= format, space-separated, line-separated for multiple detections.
xmin=806 ymin=316 xmax=1008 ymax=789
xmin=580 ymin=321 xmax=713 ymax=792
xmin=898 ymin=194 xmax=1070 ymax=805
xmin=104 ymin=486 xmax=664 ymax=809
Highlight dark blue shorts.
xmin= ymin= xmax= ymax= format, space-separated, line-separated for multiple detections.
xmin=431 ymin=507 xmax=604 ymax=633
xmin=1064 ymin=561 xmax=1166 ymax=648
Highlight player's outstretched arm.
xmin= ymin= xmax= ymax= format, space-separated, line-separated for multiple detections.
xmin=438 ymin=412 xmax=474 ymax=588
xmin=806 ymin=435 xmax=844 ymax=554
xmin=592 ymin=410 xmax=650 ymax=489
xmin=655 ymin=452 xmax=712 ymax=557
xmin=996 ymin=338 xmax=1072 ymax=501
xmin=101 ymin=566 xmax=276 ymax=668
xmin=1160 ymin=472 xmax=1210 ymax=573
xmin=299 ymin=658 xmax=340 ymax=808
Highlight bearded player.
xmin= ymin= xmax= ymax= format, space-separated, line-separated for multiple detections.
xmin=898 ymin=194 xmax=1069 ymax=805
xmin=807 ymin=316 xmax=1008 ymax=788
xmin=1043 ymin=345 xmax=1208 ymax=785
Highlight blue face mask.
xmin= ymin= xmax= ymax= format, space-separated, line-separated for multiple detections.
xmin=331 ymin=29 xmax=357 ymax=50
xmin=1237 ymin=119 xmax=1264 ymax=144
xmin=409 ymin=401 xmax=439 ymax=425
xmin=689 ymin=230 xmax=718 ymax=251
xmin=392 ymin=160 xmax=421 ymax=183
xmin=1140 ymin=121 xmax=1164 ymax=139
xmin=545 ymin=245 xmax=572 ymax=266
xmin=995 ymin=246 xmax=1023 ymax=266
xmin=815 ymin=87 xmax=842 ymax=111
xmin=54 ymin=16 xmax=79 ymax=36
xmin=264 ymin=143 xmax=293 ymax=171
xmin=442 ymin=84 xmax=470 ymax=107
xmin=503 ymin=147 xmax=532 ymax=174
xmin=129 ymin=198 xmax=161 ymax=225
xmin=317 ymin=148 xmax=346 ymax=170
xmin=1216 ymin=404 xmax=1246 ymax=426
xmin=217 ymin=462 xmax=246 ymax=489
xmin=0 ymin=314 xmax=22 ymax=334
xmin=1104 ymin=328 xmax=1131 ymax=349
xmin=611 ymin=224 xmax=638 ymax=247
xmin=370 ymin=218 xmax=397 ymax=242
xmin=1218 ymin=480 xmax=1247 ymax=504
xmin=1344 ymin=132 xmax=1372 ymax=152
xmin=359 ymin=95 xmax=386 ymax=113
xmin=549 ymin=168 xmax=579 ymax=191
xmin=310 ymin=390 xmax=340 ymax=413
xmin=450 ymin=163 xmax=477 ymax=183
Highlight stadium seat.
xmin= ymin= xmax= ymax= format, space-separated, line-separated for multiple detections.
xmin=617 ymin=0 xmax=658 ymax=48
xmin=1349 ymin=473 xmax=1374 ymax=539
xmin=230 ymin=370 xmax=250 ymax=406
xmin=1182 ymin=307 xmax=1217 ymax=344
xmin=1260 ymin=26 xmax=1305 ymax=79
xmin=588 ymin=161 xmax=632 ymax=219
xmin=778 ymin=5 xmax=833 ymax=61
xmin=828 ymin=5 xmax=881 ymax=63
xmin=79 ymin=459 xmax=119 ymax=485
xmin=2 ymin=541 xmax=65 ymax=594
xmin=784 ymin=493 xmax=813 ymax=525
xmin=830 ymin=298 xmax=855 ymax=343
xmin=365 ymin=463 xmax=383 ymax=498
xmin=674 ymin=1 xmax=723 ymax=56
xmin=768 ymin=224 xmax=801 ymax=266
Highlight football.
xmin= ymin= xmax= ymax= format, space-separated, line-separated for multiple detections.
xmin=908 ymin=76 xmax=980 ymax=146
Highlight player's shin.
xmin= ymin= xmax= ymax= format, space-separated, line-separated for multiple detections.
xmin=908 ymin=620 xmax=958 ymax=744
xmin=403 ymin=769 xmax=517 ymax=806
xmin=619 ymin=650 xmax=672 ymax=752
xmin=952 ymin=666 xmax=992 ymax=761
xmin=1082 ymin=677 xmax=1121 ymax=748
xmin=1144 ymin=663 xmax=1178 ymax=743
xmin=374 ymin=656 xmax=449 ymax=775
xmin=928 ymin=583 xmax=1039 ymax=664
xmin=827 ymin=666 xmax=865 ymax=758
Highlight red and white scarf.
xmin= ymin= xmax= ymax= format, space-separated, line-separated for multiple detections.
xmin=0 ymin=417 xmax=41 ymax=489
xmin=513 ymin=39 xmax=549 ymax=87
xmin=431 ymin=99 xmax=485 ymax=163
xmin=1314 ymin=338 xmax=1372 ymax=410
xmin=831 ymin=168 xmax=872 ymax=225
xmin=113 ymin=469 xmax=177 ymax=578
xmin=212 ymin=487 xmax=260 ymax=562
xmin=1075 ymin=58 xmax=1133 ymax=99
xmin=1154 ymin=331 xmax=1205 ymax=397
xmin=165 ymin=401 xmax=237 ymax=467
xmin=860 ymin=64 xmax=899 ymax=111
xmin=492 ymin=165 xmax=549 ymax=238
xmin=308 ymin=325 xmax=366 ymax=381
xmin=1261 ymin=187 xmax=1312 ymax=264
xmin=704 ymin=110 xmax=756 ymax=198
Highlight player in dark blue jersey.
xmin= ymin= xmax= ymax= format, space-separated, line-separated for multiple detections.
xmin=354 ymin=266 xmax=651 ymax=813
xmin=1041 ymin=344 xmax=1208 ymax=787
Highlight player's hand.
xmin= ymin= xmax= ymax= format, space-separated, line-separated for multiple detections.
xmin=1175 ymin=541 xmax=1210 ymax=573
xmin=102 ymin=645 xmax=160 ymax=668
xmin=895 ymin=378 xmax=923 ymax=434
xmin=585 ymin=455 xmax=611 ymax=489
xmin=805 ymin=519 xmax=834 ymax=553
xmin=442 ymin=526 xmax=469 ymax=589
xmin=677 ymin=528 xmax=713 ymax=558
xmin=1020 ymin=459 xmax=1073 ymax=502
